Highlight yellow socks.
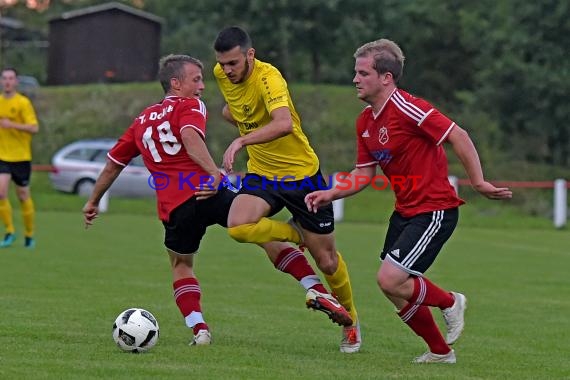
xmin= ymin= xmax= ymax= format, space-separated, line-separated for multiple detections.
xmin=21 ymin=197 xmax=35 ymax=237
xmin=228 ymin=217 xmax=301 ymax=244
xmin=324 ymin=252 xmax=358 ymax=323
xmin=0 ymin=198 xmax=14 ymax=234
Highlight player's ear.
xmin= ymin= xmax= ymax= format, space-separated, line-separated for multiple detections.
xmin=382 ymin=72 xmax=394 ymax=84
xmin=170 ymin=77 xmax=181 ymax=91
xmin=246 ymin=48 xmax=255 ymax=62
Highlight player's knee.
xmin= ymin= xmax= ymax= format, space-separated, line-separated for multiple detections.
xmin=312 ymin=250 xmax=338 ymax=275
xmin=228 ymin=224 xmax=256 ymax=243
xmin=376 ymin=273 xmax=387 ymax=292
xmin=318 ymin=261 xmax=337 ymax=275
xmin=376 ymin=272 xmax=398 ymax=295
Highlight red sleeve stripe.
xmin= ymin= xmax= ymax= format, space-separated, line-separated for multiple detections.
xmin=392 ymin=91 xmax=427 ymax=124
xmin=180 ymin=124 xmax=205 ymax=139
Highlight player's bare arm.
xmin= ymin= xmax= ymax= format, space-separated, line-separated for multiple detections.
xmin=447 ymin=125 xmax=512 ymax=199
xmin=305 ymin=166 xmax=376 ymax=213
xmin=0 ymin=118 xmax=38 ymax=134
xmin=240 ymin=106 xmax=293 ymax=144
xmin=82 ymin=160 xmax=124 ymax=227
xmin=181 ymin=128 xmax=222 ymax=200
xmin=222 ymin=106 xmax=292 ymax=172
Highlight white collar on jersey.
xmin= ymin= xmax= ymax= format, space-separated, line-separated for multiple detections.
xmin=372 ymin=88 xmax=398 ymax=120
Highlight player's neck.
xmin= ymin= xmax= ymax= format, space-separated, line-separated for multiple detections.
xmin=371 ymin=86 xmax=397 ymax=114
xmin=2 ymin=90 xmax=16 ymax=98
xmin=244 ymin=59 xmax=255 ymax=82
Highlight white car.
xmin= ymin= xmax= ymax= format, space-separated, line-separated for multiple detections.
xmin=49 ymin=139 xmax=154 ymax=197
xmin=18 ymin=75 xmax=40 ymax=100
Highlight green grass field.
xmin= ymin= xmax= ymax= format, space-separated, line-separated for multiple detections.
xmin=0 ymin=173 xmax=569 ymax=379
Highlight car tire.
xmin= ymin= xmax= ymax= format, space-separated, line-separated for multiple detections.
xmin=75 ymin=179 xmax=95 ymax=197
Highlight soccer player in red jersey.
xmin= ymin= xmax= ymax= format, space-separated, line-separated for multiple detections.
xmin=82 ymin=54 xmax=351 ymax=347
xmin=305 ymin=39 xmax=512 ymax=363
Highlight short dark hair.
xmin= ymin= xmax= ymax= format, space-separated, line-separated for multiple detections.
xmin=213 ymin=26 xmax=252 ymax=54
xmin=158 ymin=54 xmax=203 ymax=93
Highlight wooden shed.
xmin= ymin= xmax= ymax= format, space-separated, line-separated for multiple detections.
xmin=47 ymin=2 xmax=163 ymax=85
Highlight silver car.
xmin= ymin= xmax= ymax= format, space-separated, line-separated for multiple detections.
xmin=49 ymin=138 xmax=154 ymax=197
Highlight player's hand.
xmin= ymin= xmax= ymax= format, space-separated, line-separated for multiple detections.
xmin=222 ymin=138 xmax=244 ymax=173
xmin=0 ymin=118 xmax=12 ymax=128
xmin=195 ymin=173 xmax=222 ymax=200
xmin=195 ymin=188 xmax=218 ymax=200
xmin=82 ymin=202 xmax=99 ymax=229
xmin=305 ymin=190 xmax=334 ymax=213
xmin=473 ymin=181 xmax=512 ymax=200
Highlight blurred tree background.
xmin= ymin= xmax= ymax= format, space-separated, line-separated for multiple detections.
xmin=1 ymin=0 xmax=569 ymax=169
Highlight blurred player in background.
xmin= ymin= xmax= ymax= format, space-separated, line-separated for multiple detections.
xmin=0 ymin=68 xmax=39 ymax=249
xmin=83 ymin=54 xmax=351 ymax=347
xmin=305 ymin=39 xmax=512 ymax=363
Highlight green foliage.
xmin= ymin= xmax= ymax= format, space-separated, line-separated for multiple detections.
xmin=4 ymin=0 xmax=568 ymax=166
xmin=31 ymin=79 xmax=570 ymax=175
xmin=30 ymin=81 xmax=364 ymax=172
xmin=32 ymin=82 xmax=163 ymax=163
xmin=460 ymin=0 xmax=570 ymax=165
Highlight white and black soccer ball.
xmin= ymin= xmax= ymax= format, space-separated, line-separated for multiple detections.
xmin=112 ymin=308 xmax=159 ymax=353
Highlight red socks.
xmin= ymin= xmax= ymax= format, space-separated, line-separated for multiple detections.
xmin=408 ymin=276 xmax=454 ymax=309
xmin=173 ymin=277 xmax=208 ymax=334
xmin=274 ymin=247 xmax=327 ymax=293
xmin=396 ymin=276 xmax=454 ymax=354
xmin=399 ymin=303 xmax=450 ymax=354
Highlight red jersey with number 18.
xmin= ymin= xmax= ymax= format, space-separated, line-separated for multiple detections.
xmin=108 ymin=96 xmax=210 ymax=221
xmin=355 ymin=89 xmax=464 ymax=217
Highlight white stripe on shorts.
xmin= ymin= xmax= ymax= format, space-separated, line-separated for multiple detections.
xmin=401 ymin=210 xmax=444 ymax=268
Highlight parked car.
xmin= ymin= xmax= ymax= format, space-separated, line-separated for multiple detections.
xmin=49 ymin=139 xmax=154 ymax=197
xmin=17 ymin=75 xmax=40 ymax=100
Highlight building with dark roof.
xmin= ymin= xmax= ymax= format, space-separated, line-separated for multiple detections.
xmin=47 ymin=2 xmax=163 ymax=85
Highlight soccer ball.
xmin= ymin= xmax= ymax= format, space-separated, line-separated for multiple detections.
xmin=112 ymin=308 xmax=159 ymax=353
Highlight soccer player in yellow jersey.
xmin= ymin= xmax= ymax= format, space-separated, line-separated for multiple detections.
xmin=213 ymin=26 xmax=360 ymax=353
xmin=0 ymin=68 xmax=39 ymax=249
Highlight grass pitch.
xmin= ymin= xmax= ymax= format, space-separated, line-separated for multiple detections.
xmin=0 ymin=174 xmax=568 ymax=379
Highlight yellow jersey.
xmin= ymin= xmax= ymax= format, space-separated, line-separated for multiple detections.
xmin=0 ymin=92 xmax=38 ymax=161
xmin=214 ymin=59 xmax=319 ymax=180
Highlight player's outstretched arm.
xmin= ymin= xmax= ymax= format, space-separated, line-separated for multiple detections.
xmin=305 ymin=166 xmax=376 ymax=213
xmin=0 ymin=118 xmax=38 ymax=134
xmin=82 ymin=160 xmax=124 ymax=228
xmin=447 ymin=125 xmax=512 ymax=200
xmin=222 ymin=107 xmax=292 ymax=173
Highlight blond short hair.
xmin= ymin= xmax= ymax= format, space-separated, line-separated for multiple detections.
xmin=158 ymin=54 xmax=203 ymax=93
xmin=354 ymin=39 xmax=405 ymax=82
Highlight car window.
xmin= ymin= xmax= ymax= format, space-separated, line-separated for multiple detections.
xmin=17 ymin=75 xmax=39 ymax=99
xmin=130 ymin=155 xmax=145 ymax=167
xmin=92 ymin=149 xmax=109 ymax=163
xmin=64 ymin=148 xmax=103 ymax=162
